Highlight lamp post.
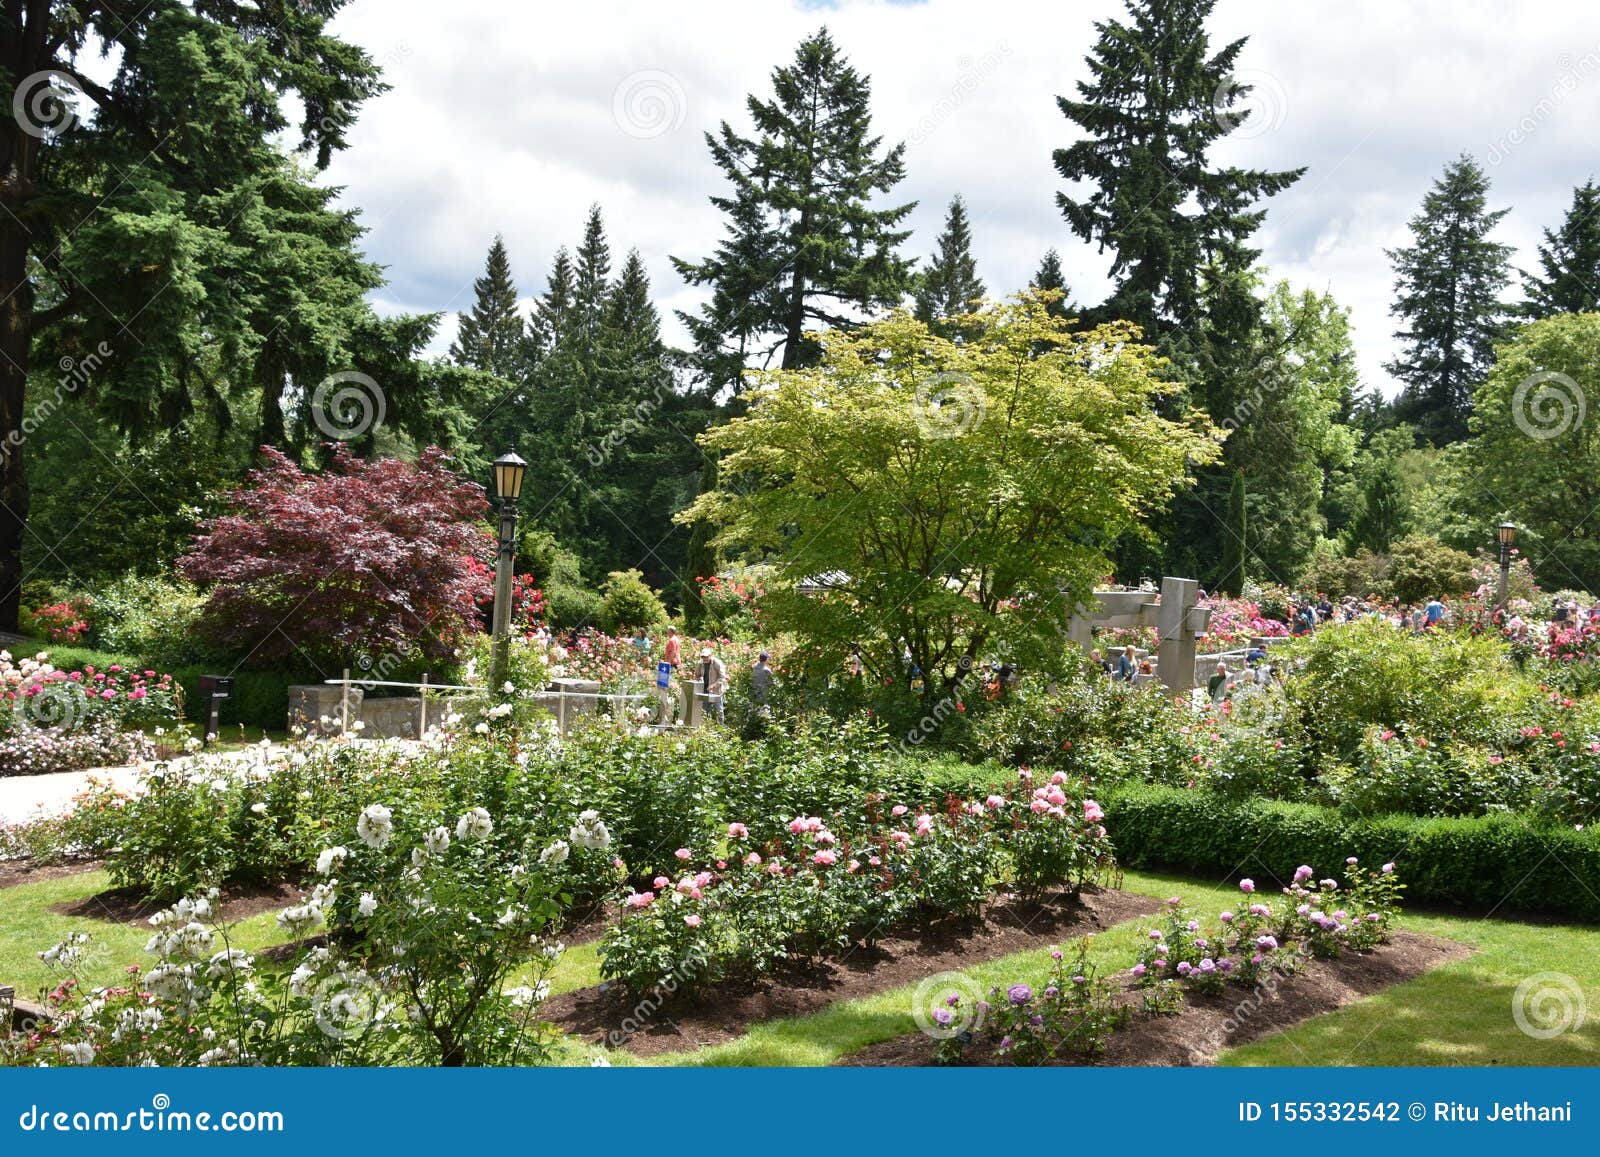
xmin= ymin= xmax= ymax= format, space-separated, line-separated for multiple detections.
xmin=489 ymin=449 xmax=527 ymax=693
xmin=1496 ymin=521 xmax=1517 ymax=614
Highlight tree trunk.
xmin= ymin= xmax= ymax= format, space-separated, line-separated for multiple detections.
xmin=780 ymin=209 xmax=810 ymax=371
xmin=0 ymin=216 xmax=33 ymax=633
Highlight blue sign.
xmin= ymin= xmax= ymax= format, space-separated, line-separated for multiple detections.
xmin=656 ymin=661 xmax=672 ymax=689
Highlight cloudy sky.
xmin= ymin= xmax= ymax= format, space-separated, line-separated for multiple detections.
xmin=316 ymin=0 xmax=1600 ymax=396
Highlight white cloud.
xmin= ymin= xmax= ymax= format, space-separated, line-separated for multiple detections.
xmin=320 ymin=0 xmax=1600 ymax=397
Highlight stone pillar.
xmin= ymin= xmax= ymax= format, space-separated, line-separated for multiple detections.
xmin=1156 ymin=576 xmax=1199 ymax=694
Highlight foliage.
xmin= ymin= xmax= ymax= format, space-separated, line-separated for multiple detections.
xmin=83 ymin=573 xmax=215 ymax=670
xmin=912 ymin=196 xmax=987 ymax=340
xmin=180 ymin=446 xmax=490 ymax=668
xmin=22 ymin=600 xmax=91 ymax=645
xmin=449 ymin=235 xmax=527 ymax=378
xmin=1469 ymin=311 xmax=1600 ymax=591
xmin=1386 ymin=155 xmax=1513 ymax=445
xmin=681 ymin=299 xmax=1222 ymax=704
xmin=596 ymin=569 xmax=669 ymax=635
xmin=985 ymin=940 xmax=1127 ymax=1063
xmin=1104 ymin=783 xmax=1600 ymax=919
xmin=673 ymin=27 xmax=915 ymax=385
xmin=1519 ymin=179 xmax=1600 ymax=318
xmin=1382 ymin=534 xmax=1476 ymax=604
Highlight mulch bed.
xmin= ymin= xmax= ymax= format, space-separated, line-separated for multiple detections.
xmin=543 ymin=885 xmax=1163 ymax=1057
xmin=837 ymin=930 xmax=1471 ymax=1067
xmin=50 ymin=877 xmax=306 ymax=927
xmin=0 ymin=858 xmax=102 ymax=891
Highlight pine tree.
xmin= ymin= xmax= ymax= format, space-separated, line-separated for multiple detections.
xmin=449 ymin=235 xmax=525 ymax=378
xmin=1053 ymin=0 xmax=1303 ymax=346
xmin=674 ymin=27 xmax=916 ymax=384
xmin=1217 ymin=470 xmax=1247 ymax=597
xmin=529 ymin=248 xmax=577 ymax=356
xmin=912 ymin=196 xmax=986 ymax=337
xmin=572 ymin=205 xmax=613 ymax=338
xmin=1029 ymin=249 xmax=1073 ymax=320
xmin=1386 ymin=154 xmax=1512 ymax=446
xmin=1521 ymin=179 xmax=1600 ymax=318
xmin=1346 ymin=458 xmax=1406 ymax=556
xmin=605 ymin=250 xmax=661 ymax=350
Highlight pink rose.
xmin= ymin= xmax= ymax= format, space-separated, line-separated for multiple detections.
xmin=727 ymin=823 xmax=749 ymax=839
xmin=1083 ymin=799 xmax=1104 ymax=823
xmin=684 ymin=914 xmax=702 ymax=928
xmin=812 ymin=849 xmax=836 ymax=866
xmin=674 ymin=848 xmax=692 ymax=861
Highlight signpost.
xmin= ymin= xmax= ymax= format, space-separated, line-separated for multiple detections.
xmin=656 ymin=662 xmax=672 ymax=690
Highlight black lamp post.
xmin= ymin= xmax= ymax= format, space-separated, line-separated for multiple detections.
xmin=489 ymin=449 xmax=527 ymax=692
xmin=1496 ymin=522 xmax=1517 ymax=613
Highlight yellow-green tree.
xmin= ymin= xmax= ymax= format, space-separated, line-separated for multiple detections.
xmin=678 ymin=297 xmax=1223 ymax=698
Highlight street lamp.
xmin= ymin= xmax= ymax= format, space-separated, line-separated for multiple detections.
xmin=489 ymin=449 xmax=527 ymax=692
xmin=1496 ymin=522 xmax=1517 ymax=613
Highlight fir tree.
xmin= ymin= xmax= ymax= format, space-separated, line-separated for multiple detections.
xmin=674 ymin=27 xmax=916 ymax=383
xmin=1386 ymin=154 xmax=1512 ymax=445
xmin=912 ymin=195 xmax=986 ymax=337
xmin=572 ymin=205 xmax=613 ymax=338
xmin=1217 ymin=470 xmax=1247 ymax=597
xmin=449 ymin=235 xmax=525 ymax=379
xmin=1029 ymin=249 xmax=1073 ymax=320
xmin=1521 ymin=179 xmax=1600 ymax=318
xmin=529 ymin=248 xmax=577 ymax=356
xmin=1053 ymin=0 xmax=1304 ymax=346
xmin=1346 ymin=458 xmax=1406 ymax=555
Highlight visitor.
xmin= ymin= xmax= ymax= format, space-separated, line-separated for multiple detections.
xmin=699 ymin=646 xmax=726 ymax=724
xmin=1424 ymin=597 xmax=1445 ymax=628
xmin=630 ymin=628 xmax=652 ymax=658
xmin=662 ymin=626 xmax=681 ymax=672
xmin=1115 ymin=644 xmax=1138 ymax=682
xmin=1089 ymin=647 xmax=1113 ymax=676
xmin=751 ymin=652 xmax=774 ymax=704
xmin=848 ymin=645 xmax=864 ymax=679
xmin=1208 ymin=661 xmax=1230 ymax=702
xmin=1317 ymin=594 xmax=1333 ymax=622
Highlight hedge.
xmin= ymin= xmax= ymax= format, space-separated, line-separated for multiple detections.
xmin=169 ymin=667 xmax=312 ymax=733
xmin=1102 ymin=784 xmax=1600 ymax=921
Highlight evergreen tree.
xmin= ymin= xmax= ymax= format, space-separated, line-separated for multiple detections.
xmin=674 ymin=27 xmax=916 ymax=385
xmin=449 ymin=235 xmax=525 ymax=379
xmin=912 ymin=196 xmax=986 ymax=337
xmin=1029 ymin=249 xmax=1074 ymax=320
xmin=572 ymin=205 xmax=613 ymax=338
xmin=1053 ymin=0 xmax=1304 ymax=347
xmin=1218 ymin=470 xmax=1246 ymax=597
xmin=1386 ymin=154 xmax=1512 ymax=446
xmin=1346 ymin=457 xmax=1406 ymax=555
xmin=1 ymin=0 xmax=384 ymax=629
xmin=1521 ymin=179 xmax=1600 ymax=318
xmin=529 ymin=248 xmax=577 ymax=356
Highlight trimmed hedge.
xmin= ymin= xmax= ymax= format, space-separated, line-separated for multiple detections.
xmin=1103 ymin=783 xmax=1600 ymax=921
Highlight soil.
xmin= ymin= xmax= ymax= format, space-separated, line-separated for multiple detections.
xmin=0 ymin=858 xmax=101 ymax=891
xmin=543 ymin=886 xmax=1163 ymax=1057
xmin=837 ymin=930 xmax=1472 ymax=1067
xmin=50 ymin=877 xmax=307 ymax=927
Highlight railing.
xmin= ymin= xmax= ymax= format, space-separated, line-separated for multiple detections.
xmin=317 ymin=669 xmax=711 ymax=736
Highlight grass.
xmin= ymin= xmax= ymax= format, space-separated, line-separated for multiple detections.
xmin=3 ymin=864 xmax=1594 ymax=1068
xmin=0 ymin=869 xmax=296 ymax=1002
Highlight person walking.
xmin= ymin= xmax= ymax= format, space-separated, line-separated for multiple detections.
xmin=662 ymin=626 xmax=682 ymax=672
xmin=751 ymin=652 xmax=774 ymax=704
xmin=1208 ymin=661 xmax=1230 ymax=702
xmin=700 ymin=646 xmax=726 ymax=724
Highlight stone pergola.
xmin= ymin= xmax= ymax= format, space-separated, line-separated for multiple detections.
xmin=1066 ymin=576 xmax=1212 ymax=693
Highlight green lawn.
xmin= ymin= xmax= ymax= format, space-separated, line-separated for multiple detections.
xmin=3 ymin=865 xmax=1594 ymax=1067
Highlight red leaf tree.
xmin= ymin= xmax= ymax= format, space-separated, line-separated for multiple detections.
xmin=181 ymin=446 xmax=492 ymax=668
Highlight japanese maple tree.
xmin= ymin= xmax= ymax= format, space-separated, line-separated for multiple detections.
xmin=181 ymin=447 xmax=492 ymax=668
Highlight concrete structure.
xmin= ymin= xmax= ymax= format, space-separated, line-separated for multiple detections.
xmin=1067 ymin=576 xmax=1213 ymax=694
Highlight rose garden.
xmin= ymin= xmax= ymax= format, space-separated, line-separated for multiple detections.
xmin=4 ymin=0 xmax=1600 ymax=1079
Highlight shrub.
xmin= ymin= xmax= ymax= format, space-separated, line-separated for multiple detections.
xmin=1381 ymin=534 xmax=1476 ymax=603
xmin=85 ymin=573 xmax=214 ymax=669
xmin=596 ymin=569 xmax=668 ymax=635
xmin=985 ymin=941 xmax=1128 ymax=1063
xmin=23 ymin=599 xmax=93 ymax=645
xmin=180 ymin=446 xmax=490 ymax=668
xmin=1104 ymin=784 xmax=1600 ymax=919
